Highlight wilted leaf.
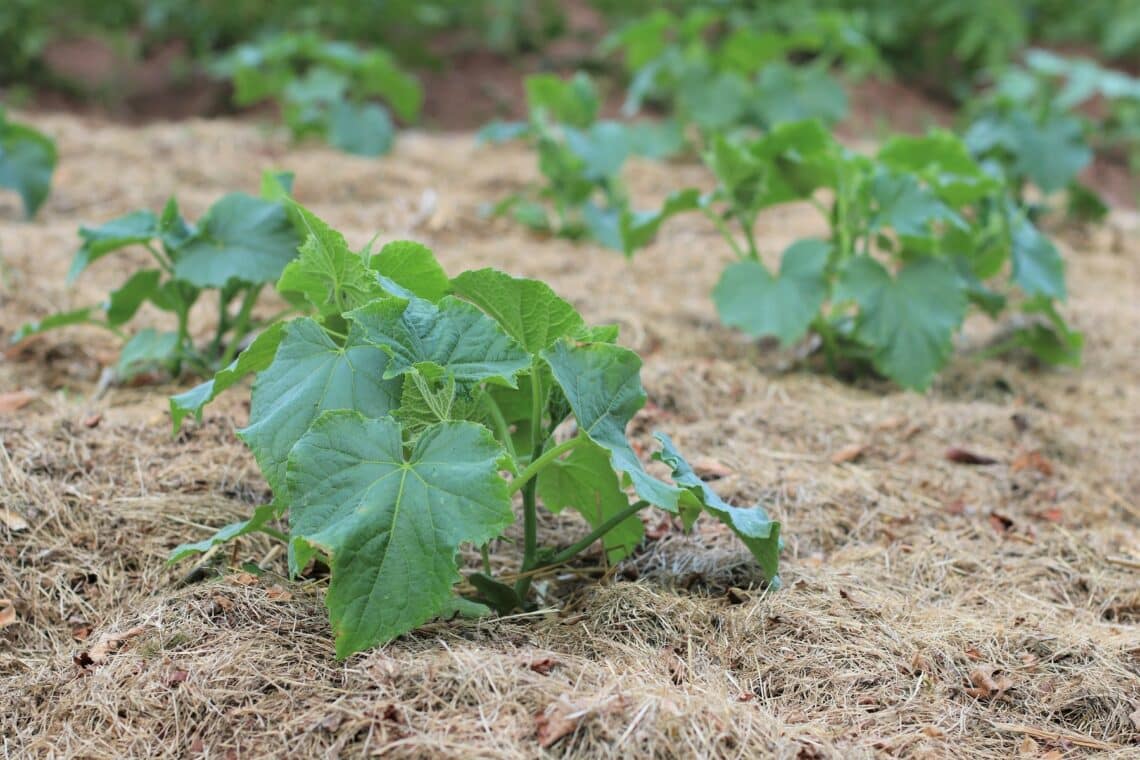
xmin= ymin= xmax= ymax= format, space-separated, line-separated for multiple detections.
xmin=0 ymin=390 xmax=36 ymax=413
xmin=945 ymin=448 xmax=999 ymax=465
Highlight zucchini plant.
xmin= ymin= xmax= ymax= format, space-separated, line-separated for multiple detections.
xmin=622 ymin=120 xmax=1081 ymax=390
xmin=211 ymin=32 xmax=423 ymax=156
xmin=0 ymin=106 xmax=56 ymax=218
xmin=479 ymin=72 xmax=683 ymax=250
xmin=13 ymin=172 xmax=301 ymax=379
xmin=170 ymin=202 xmax=782 ymax=657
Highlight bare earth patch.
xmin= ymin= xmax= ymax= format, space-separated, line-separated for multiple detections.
xmin=1 ymin=114 xmax=1138 ymax=758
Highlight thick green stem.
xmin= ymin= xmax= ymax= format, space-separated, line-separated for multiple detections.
xmin=541 ymin=500 xmax=648 ymax=569
xmin=481 ymin=543 xmax=493 ymax=575
xmin=515 ymin=366 xmax=549 ymax=598
xmin=813 ymin=315 xmax=839 ymax=375
xmin=515 ymin=455 xmax=541 ymax=598
xmin=738 ymin=212 xmax=760 ymax=259
xmin=481 ymin=392 xmax=517 ymax=462
xmin=508 ymin=434 xmax=585 ymax=497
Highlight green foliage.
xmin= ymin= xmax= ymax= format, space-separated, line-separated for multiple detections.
xmin=212 ymin=32 xmax=422 ymax=156
xmin=0 ymin=107 xmax=56 ymax=218
xmin=624 ymin=121 xmax=1080 ymax=390
xmin=13 ymin=171 xmax=301 ymax=380
xmin=965 ymin=49 xmax=1140 ymax=216
xmin=479 ymin=72 xmax=684 ymax=249
xmin=603 ymin=6 xmax=876 ymax=137
xmin=170 ymin=205 xmax=781 ymax=657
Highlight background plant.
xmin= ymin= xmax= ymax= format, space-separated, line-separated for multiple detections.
xmin=211 ymin=32 xmax=423 ymax=156
xmin=0 ymin=106 xmax=56 ymax=218
xmin=479 ymin=71 xmax=683 ymax=249
xmin=622 ymin=120 xmax=1081 ymax=389
xmin=965 ymin=49 xmax=1140 ymax=218
xmin=170 ymin=202 xmax=782 ymax=657
xmin=13 ymin=171 xmax=301 ymax=379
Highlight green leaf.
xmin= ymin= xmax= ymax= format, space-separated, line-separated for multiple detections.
xmin=451 ymin=268 xmax=585 ymax=353
xmin=170 ymin=322 xmax=286 ymax=432
xmin=619 ymin=188 xmax=702 ymax=256
xmin=541 ymin=340 xmax=688 ymax=514
xmin=676 ymin=69 xmax=752 ymax=132
xmin=752 ymin=62 xmax=847 ymax=127
xmin=713 ymin=239 xmax=830 ymax=346
xmin=286 ymin=413 xmax=513 ymax=656
xmin=476 ymin=120 xmax=530 ymax=144
xmin=653 ymin=434 xmax=781 ymax=584
xmin=68 ymin=211 xmax=159 ymax=283
xmin=0 ymin=116 xmax=57 ymax=218
xmin=1009 ymin=212 xmax=1066 ymax=300
xmin=563 ymin=122 xmax=631 ymax=181
xmin=869 ymin=172 xmax=965 ymax=237
xmin=167 ymin=503 xmax=277 ymax=563
xmin=328 ymin=101 xmax=395 ymax=156
xmin=466 ymin=572 xmax=522 ymax=614
xmin=175 ymin=193 xmax=299 ymax=288
xmin=965 ymin=111 xmax=1091 ymax=194
xmin=354 ymin=49 xmax=423 ymax=122
xmin=260 ymin=170 xmax=295 ymax=201
xmin=104 ymin=269 xmax=162 ymax=327
xmin=526 ymin=72 xmax=599 ymax=128
xmin=836 ymin=257 xmax=968 ymax=391
xmin=580 ymin=202 xmax=623 ymax=251
xmin=538 ymin=440 xmax=644 ymax=562
xmin=395 ymin=362 xmax=482 ymax=439
xmin=347 ymin=297 xmax=530 ymax=386
xmin=11 ymin=307 xmax=94 ymax=344
xmin=277 ymin=204 xmax=383 ymax=316
xmin=117 ymin=328 xmax=179 ymax=377
xmin=1012 ymin=296 xmax=1082 ymax=366
xmin=369 ymin=241 xmax=450 ymax=303
xmin=239 ymin=318 xmax=401 ymax=494
xmin=878 ymin=131 xmax=997 ymax=206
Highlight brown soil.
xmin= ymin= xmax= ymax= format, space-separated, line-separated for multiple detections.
xmin=1 ymin=114 xmax=1139 ymax=758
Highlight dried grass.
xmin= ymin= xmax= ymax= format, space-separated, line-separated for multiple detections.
xmin=1 ymin=114 xmax=1138 ymax=758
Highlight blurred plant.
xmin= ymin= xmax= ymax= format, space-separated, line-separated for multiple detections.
xmin=479 ymin=72 xmax=683 ymax=249
xmin=211 ymin=33 xmax=422 ymax=156
xmin=0 ymin=106 xmax=56 ymax=218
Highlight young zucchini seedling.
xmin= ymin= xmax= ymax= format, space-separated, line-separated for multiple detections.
xmin=171 ymin=202 xmax=782 ymax=657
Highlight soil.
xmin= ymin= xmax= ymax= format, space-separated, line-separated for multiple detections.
xmin=1 ymin=112 xmax=1139 ymax=759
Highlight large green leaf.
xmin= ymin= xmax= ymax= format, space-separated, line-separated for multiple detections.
xmin=654 ymin=434 xmax=781 ymax=584
xmin=541 ymin=340 xmax=689 ymax=515
xmin=68 ymin=210 xmax=160 ymax=283
xmin=347 ymin=296 xmax=530 ymax=386
xmin=869 ymin=172 xmax=965 ymax=237
xmin=877 ymin=131 xmax=998 ymax=206
xmin=276 ymin=204 xmax=384 ymax=316
xmin=239 ymin=318 xmax=400 ymax=494
xmin=0 ymin=117 xmax=57 ymax=218
xmin=117 ymin=328 xmax=179 ymax=377
xmin=104 ymin=270 xmax=162 ymax=327
xmin=451 ymin=268 xmax=584 ymax=353
xmin=328 ymin=101 xmax=395 ymax=156
xmin=369 ymin=240 xmax=450 ymax=303
xmin=286 ymin=413 xmax=512 ymax=656
xmin=170 ymin=322 xmax=287 ymax=431
xmin=538 ymin=440 xmax=644 ymax=563
xmin=713 ymin=239 xmax=830 ymax=346
xmin=752 ymin=62 xmax=847 ymax=127
xmin=836 ymin=257 xmax=968 ymax=391
xmin=175 ymin=193 xmax=300 ymax=288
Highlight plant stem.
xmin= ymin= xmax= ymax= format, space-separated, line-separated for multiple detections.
xmin=481 ymin=392 xmax=517 ymax=462
xmin=738 ymin=212 xmax=760 ymax=259
xmin=259 ymin=525 xmax=289 ymax=542
xmin=701 ymin=207 xmax=748 ymax=260
xmin=541 ymin=500 xmax=648 ymax=569
xmin=144 ymin=243 xmax=175 ymax=275
xmin=481 ymin=543 xmax=492 ymax=575
xmin=219 ymin=285 xmax=262 ymax=367
xmin=516 ymin=459 xmax=541 ymax=598
xmin=508 ymin=434 xmax=586 ymax=496
xmin=515 ymin=366 xmax=549 ymax=598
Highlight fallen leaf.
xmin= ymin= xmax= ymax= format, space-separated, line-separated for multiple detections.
xmin=902 ymin=423 xmax=924 ymax=440
xmin=1011 ymin=450 xmax=1054 ymax=477
xmin=945 ymin=448 xmax=999 ymax=465
xmin=0 ymin=390 xmax=37 ymax=413
xmin=231 ymin=572 xmax=260 ymax=586
xmin=167 ymin=669 xmax=189 ymax=686
xmin=211 ymin=594 xmax=234 ymax=612
xmin=535 ymin=702 xmax=582 ymax=748
xmin=876 ymin=416 xmax=908 ymax=431
xmin=76 ymin=625 xmax=148 ymax=667
xmin=317 ymin=713 xmax=343 ymax=732
xmin=737 ymin=692 xmax=755 ymax=702
xmin=1018 ymin=736 xmax=1039 ymax=755
xmin=832 ymin=443 xmax=868 ymax=464
xmin=0 ymin=507 xmax=29 ymax=531
xmin=944 ymin=499 xmax=967 ymax=516
xmin=1032 ymin=508 xmax=1064 ymax=524
xmin=528 ymin=657 xmax=557 ymax=675
xmin=963 ymin=647 xmax=984 ymax=661
xmin=989 ymin=512 xmax=1016 ymax=534
xmin=692 ymin=456 xmax=732 ymax=480
xmin=0 ymin=599 xmax=16 ymax=628
xmin=265 ymin=585 xmax=292 ymax=601
xmin=82 ymin=413 xmax=102 ymax=429
xmin=964 ymin=665 xmax=1013 ymax=699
